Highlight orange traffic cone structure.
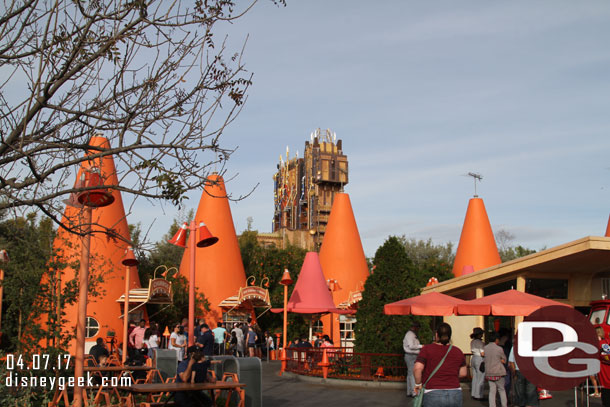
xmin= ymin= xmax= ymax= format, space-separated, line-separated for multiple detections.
xmin=452 ymin=197 xmax=501 ymax=277
xmin=178 ymin=173 xmax=247 ymax=326
xmin=605 ymin=213 xmax=610 ymax=237
xmin=279 ymin=348 xmax=288 ymax=375
xmin=38 ymin=136 xmax=143 ymax=353
xmin=374 ymin=367 xmax=385 ymax=379
xmin=319 ymin=193 xmax=369 ymax=342
xmin=318 ymin=349 xmax=331 ymax=379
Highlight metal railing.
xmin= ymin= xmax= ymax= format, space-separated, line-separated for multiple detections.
xmin=284 ymin=347 xmax=406 ymax=382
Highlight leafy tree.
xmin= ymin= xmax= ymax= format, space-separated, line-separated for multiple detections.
xmin=0 ymin=0 xmax=283 ymax=235
xmin=400 ymin=237 xmax=454 ymax=285
xmin=0 ymin=213 xmax=54 ymax=351
xmin=355 ymin=236 xmax=431 ymax=354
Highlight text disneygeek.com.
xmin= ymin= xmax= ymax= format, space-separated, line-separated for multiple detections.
xmin=5 ymin=372 xmax=132 ymax=391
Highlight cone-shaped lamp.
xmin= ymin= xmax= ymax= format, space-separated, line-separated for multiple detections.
xmin=122 ymin=247 xmax=139 ymax=267
xmin=196 ymin=222 xmax=219 ymax=248
xmin=319 ymin=193 xmax=369 ymax=340
xmin=77 ymin=169 xmax=114 ymax=207
xmin=178 ymin=174 xmax=246 ymax=326
xmin=280 ymin=269 xmax=293 ymax=286
xmin=168 ymin=223 xmax=188 ymax=248
xmin=452 ymin=197 xmax=501 ymax=277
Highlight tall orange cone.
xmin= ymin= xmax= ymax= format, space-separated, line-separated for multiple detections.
xmin=179 ymin=173 xmax=246 ymax=326
xmin=318 ymin=349 xmax=331 ymax=379
xmin=39 ymin=136 xmax=142 ymax=354
xmin=319 ymin=193 xmax=369 ymax=343
xmin=452 ymin=197 xmax=501 ymax=277
xmin=279 ymin=348 xmax=287 ymax=375
xmin=605 ymin=214 xmax=610 ymax=237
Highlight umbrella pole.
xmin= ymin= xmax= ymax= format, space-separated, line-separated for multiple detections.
xmin=309 ymin=317 xmax=313 ymax=342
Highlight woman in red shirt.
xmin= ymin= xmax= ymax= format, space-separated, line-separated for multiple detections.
xmin=413 ymin=323 xmax=468 ymax=407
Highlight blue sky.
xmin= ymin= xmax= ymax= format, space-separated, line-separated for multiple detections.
xmin=129 ymin=1 xmax=610 ymax=257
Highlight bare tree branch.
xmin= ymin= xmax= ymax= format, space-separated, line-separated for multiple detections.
xmin=0 ymin=0 xmax=283 ymax=234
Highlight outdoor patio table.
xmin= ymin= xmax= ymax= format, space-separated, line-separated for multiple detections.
xmin=118 ymin=381 xmax=246 ymax=407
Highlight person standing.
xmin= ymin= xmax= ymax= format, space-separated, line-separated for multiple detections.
xmin=212 ymin=322 xmax=227 ymax=355
xmin=470 ymin=327 xmax=485 ymax=400
xmin=129 ymin=319 xmax=147 ymax=351
xmin=143 ymin=328 xmax=160 ymax=359
xmin=196 ymin=323 xmax=214 ymax=356
xmin=484 ymin=332 xmax=507 ymax=407
xmin=247 ymin=324 xmax=258 ymax=357
xmin=169 ymin=323 xmax=187 ymax=361
xmin=403 ymin=321 xmax=423 ymax=397
xmin=597 ymin=329 xmax=610 ymax=407
xmin=231 ymin=323 xmax=244 ymax=357
xmin=509 ymin=345 xmax=538 ymax=407
xmin=413 ymin=322 xmax=467 ymax=406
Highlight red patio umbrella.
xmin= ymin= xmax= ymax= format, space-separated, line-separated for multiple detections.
xmin=384 ymin=292 xmax=467 ymax=316
xmin=456 ymin=289 xmax=571 ymax=316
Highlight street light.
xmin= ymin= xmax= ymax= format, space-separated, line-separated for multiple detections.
xmin=121 ymin=247 xmax=139 ymax=363
xmin=168 ymin=221 xmax=218 ymax=345
xmin=73 ymin=167 xmax=114 ymax=407
xmin=279 ymin=269 xmax=293 ymax=350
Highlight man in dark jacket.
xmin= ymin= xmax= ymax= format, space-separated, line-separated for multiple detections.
xmin=196 ymin=324 xmax=214 ymax=356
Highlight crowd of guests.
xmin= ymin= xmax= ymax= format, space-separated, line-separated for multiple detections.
xmin=105 ymin=317 xmax=278 ymax=363
xmin=403 ymin=322 xmax=610 ymax=407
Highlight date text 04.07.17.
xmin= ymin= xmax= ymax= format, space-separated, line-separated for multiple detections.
xmin=4 ymin=354 xmax=71 ymax=371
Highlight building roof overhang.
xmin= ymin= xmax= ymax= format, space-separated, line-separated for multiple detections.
xmin=422 ymin=236 xmax=610 ymax=297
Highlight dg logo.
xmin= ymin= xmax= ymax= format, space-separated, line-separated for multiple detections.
xmin=515 ymin=305 xmax=600 ymax=391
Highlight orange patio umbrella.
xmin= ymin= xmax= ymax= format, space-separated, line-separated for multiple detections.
xmin=384 ymin=292 xmax=467 ymax=316
xmin=456 ymin=289 xmax=571 ymax=316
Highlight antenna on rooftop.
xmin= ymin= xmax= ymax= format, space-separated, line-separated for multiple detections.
xmin=467 ymin=172 xmax=483 ymax=197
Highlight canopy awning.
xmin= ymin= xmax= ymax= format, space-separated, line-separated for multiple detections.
xmin=116 ymin=278 xmax=173 ymax=317
xmin=337 ymin=290 xmax=363 ymax=310
xmin=219 ymin=285 xmax=272 ymax=318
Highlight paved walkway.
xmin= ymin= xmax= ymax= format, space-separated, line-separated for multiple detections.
xmin=262 ymin=361 xmax=603 ymax=407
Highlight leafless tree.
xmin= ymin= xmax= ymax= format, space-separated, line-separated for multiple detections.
xmin=0 ymin=0 xmax=280 ymax=234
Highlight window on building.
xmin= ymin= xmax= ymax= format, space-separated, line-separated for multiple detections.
xmin=85 ymin=317 xmax=99 ymax=338
xmin=339 ymin=315 xmax=356 ymax=347
xmin=313 ymin=319 xmax=323 ymax=333
xmin=223 ymin=311 xmax=249 ymax=326
xmin=525 ymin=278 xmax=568 ymax=299
xmin=484 ymin=280 xmax=516 ymax=296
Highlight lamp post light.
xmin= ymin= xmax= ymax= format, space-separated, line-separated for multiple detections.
xmin=121 ymin=247 xmax=139 ymax=364
xmin=0 ymin=249 xmax=9 ymax=343
xmin=326 ymin=278 xmax=342 ymax=346
xmin=168 ymin=221 xmax=218 ymax=345
xmin=279 ymin=269 xmax=293 ymax=350
xmin=73 ymin=167 xmax=115 ymax=407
